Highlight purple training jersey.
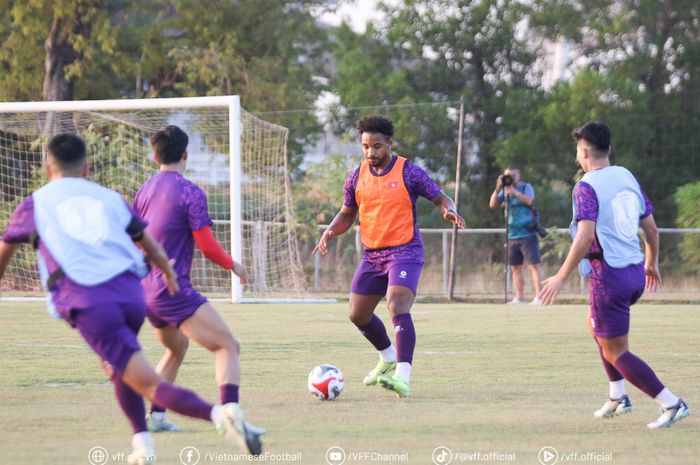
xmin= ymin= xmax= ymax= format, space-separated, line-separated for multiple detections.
xmin=2 ymin=196 xmax=147 ymax=318
xmin=574 ymin=180 xmax=653 ymax=292
xmin=344 ymin=155 xmax=442 ymax=264
xmin=132 ymin=171 xmax=212 ymax=301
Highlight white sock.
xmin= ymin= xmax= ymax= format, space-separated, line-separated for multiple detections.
xmin=210 ymin=404 xmax=223 ymax=424
xmin=131 ymin=431 xmax=154 ymax=450
xmin=654 ymin=388 xmax=680 ymax=409
xmin=150 ymin=411 xmax=165 ymax=422
xmin=396 ymin=362 xmax=411 ymax=383
xmin=609 ymin=380 xmax=626 ymax=400
xmin=379 ymin=345 xmax=397 ymax=363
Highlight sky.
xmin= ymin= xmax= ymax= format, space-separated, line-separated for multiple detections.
xmin=316 ymin=1 xmax=568 ymax=90
xmin=317 ymin=0 xmax=396 ymax=33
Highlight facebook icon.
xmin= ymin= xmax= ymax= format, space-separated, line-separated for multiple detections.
xmin=179 ymin=446 xmax=201 ymax=465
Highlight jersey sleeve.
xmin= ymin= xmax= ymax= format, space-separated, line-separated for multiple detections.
xmin=192 ymin=225 xmax=234 ymax=270
xmin=123 ymin=200 xmax=147 ymax=240
xmin=639 ymin=186 xmax=654 ymax=219
xmin=2 ymin=196 xmax=36 ymax=244
xmin=404 ymin=160 xmax=441 ymax=200
xmin=523 ymin=183 xmax=535 ymax=199
xmin=131 ymin=185 xmax=145 ymax=217
xmin=343 ymin=166 xmax=361 ymax=208
xmin=184 ymin=183 xmax=214 ymax=232
xmin=573 ymin=181 xmax=598 ymax=222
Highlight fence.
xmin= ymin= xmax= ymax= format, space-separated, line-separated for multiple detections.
xmin=304 ymin=226 xmax=700 ymax=301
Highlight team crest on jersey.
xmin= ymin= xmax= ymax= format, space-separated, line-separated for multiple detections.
xmin=55 ymin=196 xmax=109 ymax=245
xmin=388 ymin=181 xmax=398 ymax=189
xmin=612 ymin=190 xmax=640 ymax=240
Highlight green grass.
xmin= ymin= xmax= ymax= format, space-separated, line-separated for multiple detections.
xmin=0 ymin=301 xmax=698 ymax=465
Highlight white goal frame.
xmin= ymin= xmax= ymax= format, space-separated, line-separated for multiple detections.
xmin=0 ymin=96 xmax=335 ymax=304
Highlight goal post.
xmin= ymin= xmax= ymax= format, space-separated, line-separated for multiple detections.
xmin=229 ymin=97 xmax=243 ymax=302
xmin=0 ymin=96 xmax=331 ymax=303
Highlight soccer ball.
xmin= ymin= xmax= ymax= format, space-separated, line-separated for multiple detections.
xmin=307 ymin=364 xmax=344 ymax=400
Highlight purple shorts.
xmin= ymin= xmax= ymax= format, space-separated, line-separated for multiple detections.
xmin=351 ymin=260 xmax=423 ymax=296
xmin=589 ymin=288 xmax=644 ymax=338
xmin=146 ymin=285 xmax=208 ymax=328
xmin=67 ymin=300 xmax=146 ymax=377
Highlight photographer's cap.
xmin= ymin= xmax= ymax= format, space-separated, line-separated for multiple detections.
xmin=571 ymin=121 xmax=611 ymax=151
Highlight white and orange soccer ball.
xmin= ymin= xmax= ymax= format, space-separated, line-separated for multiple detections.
xmin=307 ymin=364 xmax=344 ymax=400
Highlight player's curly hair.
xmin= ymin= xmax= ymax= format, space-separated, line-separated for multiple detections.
xmin=151 ymin=125 xmax=189 ymax=164
xmin=356 ymin=115 xmax=394 ymax=138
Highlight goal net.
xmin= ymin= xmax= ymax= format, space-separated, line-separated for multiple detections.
xmin=0 ymin=96 xmax=307 ymax=302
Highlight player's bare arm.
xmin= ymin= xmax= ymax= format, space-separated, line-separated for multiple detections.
xmin=539 ymin=219 xmax=595 ymax=305
xmin=138 ymin=231 xmax=181 ymax=295
xmin=640 ymin=214 xmax=661 ymax=292
xmin=313 ymin=205 xmax=358 ymax=255
xmin=0 ymin=241 xmax=19 ymax=282
xmin=431 ymin=191 xmax=465 ymax=228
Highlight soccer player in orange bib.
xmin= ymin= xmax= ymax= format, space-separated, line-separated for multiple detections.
xmin=313 ymin=115 xmax=465 ymax=397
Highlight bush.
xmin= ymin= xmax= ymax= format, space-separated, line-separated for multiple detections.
xmin=674 ymin=182 xmax=700 ymax=273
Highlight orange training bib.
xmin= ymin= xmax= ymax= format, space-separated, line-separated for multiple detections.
xmin=355 ymin=156 xmax=414 ymax=249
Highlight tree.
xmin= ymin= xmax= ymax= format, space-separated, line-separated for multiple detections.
xmin=531 ymin=0 xmax=700 ymax=225
xmin=329 ymin=0 xmax=540 ymax=228
xmin=492 ymin=70 xmax=644 ymax=227
xmin=293 ymin=152 xmax=354 ymax=235
xmin=128 ymin=0 xmax=330 ymax=170
xmin=0 ymin=0 xmax=123 ymax=103
xmin=674 ymin=182 xmax=700 ymax=273
xmin=0 ymin=1 xmax=331 ymax=168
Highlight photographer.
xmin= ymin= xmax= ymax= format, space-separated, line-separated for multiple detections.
xmin=488 ymin=166 xmax=544 ymax=305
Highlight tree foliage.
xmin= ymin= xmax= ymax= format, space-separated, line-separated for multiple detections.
xmin=328 ymin=0 xmax=700 ymax=228
xmin=0 ymin=0 xmax=123 ymax=106
xmin=1 ymin=0 xmax=699 ymax=232
xmin=0 ymin=0 xmax=329 ymax=167
xmin=292 ymin=152 xmax=355 ymax=239
xmin=530 ymin=0 xmax=700 ymax=225
xmin=674 ymin=182 xmax=700 ymax=272
xmin=329 ymin=0 xmax=540 ymax=227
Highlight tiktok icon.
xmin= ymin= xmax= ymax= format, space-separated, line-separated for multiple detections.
xmin=432 ymin=446 xmax=453 ymax=465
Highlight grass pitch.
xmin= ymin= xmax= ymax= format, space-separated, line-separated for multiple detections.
xmin=0 ymin=300 xmax=698 ymax=465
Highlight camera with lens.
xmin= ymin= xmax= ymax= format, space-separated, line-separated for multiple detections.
xmin=529 ymin=221 xmax=549 ymax=238
xmin=501 ymin=174 xmax=513 ymax=186
xmin=527 ymin=207 xmax=549 ymax=238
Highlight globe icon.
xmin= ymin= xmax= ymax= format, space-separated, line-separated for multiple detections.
xmin=88 ymin=446 xmax=109 ymax=465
